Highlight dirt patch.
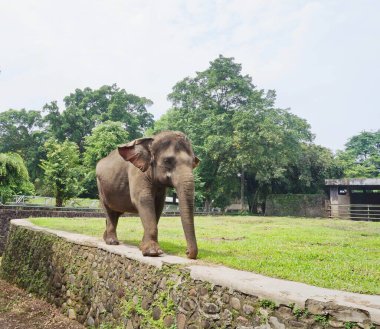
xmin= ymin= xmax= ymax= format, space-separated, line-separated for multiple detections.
xmin=0 ymin=279 xmax=84 ymax=329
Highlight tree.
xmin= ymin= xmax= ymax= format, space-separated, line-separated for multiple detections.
xmin=153 ymin=55 xmax=314 ymax=211
xmin=43 ymin=84 xmax=154 ymax=151
xmin=271 ymin=144 xmax=341 ymax=195
xmin=345 ymin=130 xmax=380 ymax=161
xmin=161 ymin=55 xmax=262 ymax=209
xmin=0 ymin=152 xmax=35 ymax=203
xmin=233 ymin=105 xmax=313 ymax=211
xmin=40 ymin=139 xmax=83 ymax=207
xmin=336 ymin=130 xmax=380 ymax=178
xmin=0 ymin=109 xmax=46 ymax=180
xmin=82 ymin=121 xmax=130 ymax=197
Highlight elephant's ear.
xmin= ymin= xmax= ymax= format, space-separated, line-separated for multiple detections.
xmin=193 ymin=156 xmax=200 ymax=169
xmin=118 ymin=138 xmax=154 ymax=172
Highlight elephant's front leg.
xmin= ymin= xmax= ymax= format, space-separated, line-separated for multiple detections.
xmin=137 ymin=192 xmax=163 ymax=257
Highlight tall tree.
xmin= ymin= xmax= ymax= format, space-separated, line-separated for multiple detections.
xmin=233 ymin=106 xmax=313 ymax=210
xmin=0 ymin=109 xmax=46 ymax=180
xmin=0 ymin=152 xmax=35 ymax=203
xmin=43 ymin=84 xmax=154 ymax=151
xmin=153 ymin=55 xmax=314 ymax=210
xmin=82 ymin=121 xmax=130 ymax=197
xmin=40 ymin=139 xmax=83 ymax=207
xmin=163 ymin=55 xmax=262 ymax=208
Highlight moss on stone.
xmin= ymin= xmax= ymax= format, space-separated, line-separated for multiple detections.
xmin=0 ymin=226 xmax=58 ymax=297
xmin=120 ymin=265 xmax=185 ymax=329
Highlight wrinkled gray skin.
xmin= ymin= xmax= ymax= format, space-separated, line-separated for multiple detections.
xmin=96 ymin=131 xmax=199 ymax=259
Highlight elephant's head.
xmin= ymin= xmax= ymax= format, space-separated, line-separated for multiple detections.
xmin=118 ymin=131 xmax=199 ymax=259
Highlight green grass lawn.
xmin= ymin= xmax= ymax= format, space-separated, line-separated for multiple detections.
xmin=30 ymin=216 xmax=380 ymax=295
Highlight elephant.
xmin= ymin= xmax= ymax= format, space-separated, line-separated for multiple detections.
xmin=96 ymin=131 xmax=199 ymax=259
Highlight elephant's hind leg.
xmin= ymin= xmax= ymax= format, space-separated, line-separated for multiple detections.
xmin=102 ymin=204 xmax=122 ymax=245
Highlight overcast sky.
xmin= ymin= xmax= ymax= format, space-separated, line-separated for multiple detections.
xmin=0 ymin=0 xmax=379 ymax=151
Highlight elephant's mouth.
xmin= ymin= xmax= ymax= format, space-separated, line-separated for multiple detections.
xmin=163 ymin=172 xmax=174 ymax=187
xmin=165 ymin=178 xmax=174 ymax=188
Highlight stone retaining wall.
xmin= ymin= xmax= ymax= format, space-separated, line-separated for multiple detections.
xmin=0 ymin=219 xmax=379 ymax=329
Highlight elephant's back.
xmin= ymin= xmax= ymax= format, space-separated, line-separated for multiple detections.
xmin=96 ymin=150 xmax=127 ymax=175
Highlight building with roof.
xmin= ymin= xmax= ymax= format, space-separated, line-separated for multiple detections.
xmin=325 ymin=178 xmax=380 ymax=220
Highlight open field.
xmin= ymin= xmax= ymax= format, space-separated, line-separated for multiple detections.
xmin=30 ymin=216 xmax=380 ymax=295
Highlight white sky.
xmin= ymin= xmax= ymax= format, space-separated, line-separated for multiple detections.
xmin=0 ymin=0 xmax=379 ymax=151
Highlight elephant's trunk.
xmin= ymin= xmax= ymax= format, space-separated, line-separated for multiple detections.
xmin=174 ymin=172 xmax=198 ymax=259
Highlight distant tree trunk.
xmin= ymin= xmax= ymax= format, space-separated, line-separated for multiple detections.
xmin=56 ymin=198 xmax=63 ymax=207
xmin=204 ymin=199 xmax=211 ymax=212
xmin=240 ymin=168 xmax=245 ymax=210
xmin=56 ymin=191 xmax=63 ymax=207
xmin=251 ymin=190 xmax=259 ymax=214
xmin=246 ymin=174 xmax=258 ymax=213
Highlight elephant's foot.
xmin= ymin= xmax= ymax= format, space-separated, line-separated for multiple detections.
xmin=103 ymin=231 xmax=120 ymax=245
xmin=186 ymin=247 xmax=198 ymax=259
xmin=140 ymin=240 xmax=163 ymax=257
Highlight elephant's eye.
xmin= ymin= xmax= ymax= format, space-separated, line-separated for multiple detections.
xmin=163 ymin=157 xmax=175 ymax=167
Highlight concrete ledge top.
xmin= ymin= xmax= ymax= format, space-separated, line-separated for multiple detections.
xmin=10 ymin=218 xmax=380 ymax=323
xmin=325 ymin=178 xmax=380 ymax=186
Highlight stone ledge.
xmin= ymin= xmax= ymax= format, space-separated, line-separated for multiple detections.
xmin=189 ymin=265 xmax=380 ymax=323
xmin=6 ymin=218 xmax=380 ymax=327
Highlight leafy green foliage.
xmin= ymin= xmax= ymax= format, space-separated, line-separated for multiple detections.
xmin=40 ymin=139 xmax=83 ymax=206
xmin=0 ymin=152 xmax=35 ymax=202
xmin=43 ymin=84 xmax=154 ymax=151
xmin=0 ymin=84 xmax=153 ymax=199
xmin=314 ymin=314 xmax=329 ymax=327
xmin=0 ymin=109 xmax=46 ymax=180
xmin=288 ymin=303 xmax=310 ymax=320
xmin=233 ymin=105 xmax=314 ymax=210
xmin=83 ymin=121 xmax=130 ymax=168
xmin=274 ymin=144 xmax=342 ymax=194
xmin=344 ymin=321 xmax=355 ymax=329
xmin=336 ymin=130 xmax=380 ymax=178
xmin=82 ymin=121 xmax=130 ymax=197
xmin=344 ymin=321 xmax=360 ymax=329
xmin=259 ymin=299 xmax=276 ymax=310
